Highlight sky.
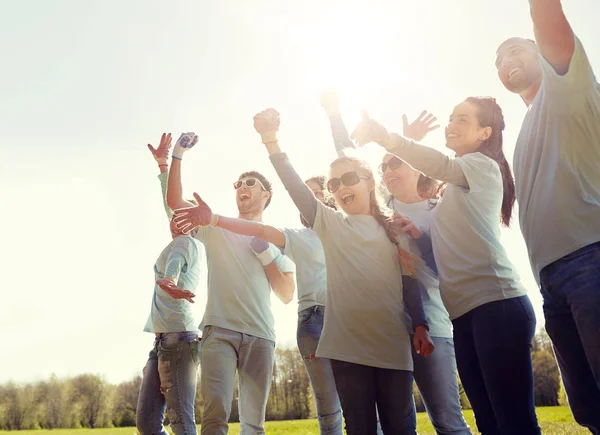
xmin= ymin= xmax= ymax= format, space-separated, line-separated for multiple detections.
xmin=1 ymin=0 xmax=599 ymax=385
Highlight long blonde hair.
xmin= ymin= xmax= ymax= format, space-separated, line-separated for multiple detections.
xmin=330 ymin=156 xmax=421 ymax=277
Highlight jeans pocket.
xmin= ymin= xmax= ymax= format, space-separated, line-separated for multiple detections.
xmin=517 ymin=296 xmax=537 ymax=323
xmin=189 ymin=339 xmax=201 ymax=366
xmin=298 ymin=308 xmax=315 ymax=325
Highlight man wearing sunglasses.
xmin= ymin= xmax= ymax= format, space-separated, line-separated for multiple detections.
xmin=164 ymin=132 xmax=296 ymax=435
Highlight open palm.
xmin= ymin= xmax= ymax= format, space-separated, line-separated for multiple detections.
xmin=403 ymin=111 xmax=440 ymax=141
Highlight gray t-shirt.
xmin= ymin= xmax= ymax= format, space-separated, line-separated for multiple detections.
xmin=431 ymin=153 xmax=526 ymax=320
xmin=514 ymin=36 xmax=600 ymax=281
xmin=390 ymin=198 xmax=453 ymax=338
xmin=312 ymin=203 xmax=413 ymax=371
xmin=194 ymin=226 xmax=296 ymax=342
xmin=282 ymin=228 xmax=328 ymax=313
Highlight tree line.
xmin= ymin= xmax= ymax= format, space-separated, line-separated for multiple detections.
xmin=0 ymin=332 xmax=563 ymax=430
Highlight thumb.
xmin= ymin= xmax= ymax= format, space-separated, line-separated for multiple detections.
xmin=148 ymin=144 xmax=157 ymax=154
xmin=193 ymin=192 xmax=209 ymax=208
xmin=402 ymin=114 xmax=409 ymax=130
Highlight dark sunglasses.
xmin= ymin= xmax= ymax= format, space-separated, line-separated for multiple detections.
xmin=233 ymin=178 xmax=266 ymax=191
xmin=378 ymin=157 xmax=403 ymax=176
xmin=327 ymin=171 xmax=371 ymax=193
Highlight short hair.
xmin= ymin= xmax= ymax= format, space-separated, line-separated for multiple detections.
xmin=238 ymin=171 xmax=273 ymax=209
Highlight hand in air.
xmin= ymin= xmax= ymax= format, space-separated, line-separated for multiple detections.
xmin=250 ymin=236 xmax=269 ymax=254
xmin=393 ymin=214 xmax=424 ymax=240
xmin=350 ymin=110 xmax=389 ymax=147
xmin=253 ymin=109 xmax=280 ymax=144
xmin=148 ymin=133 xmax=172 ymax=165
xmin=403 ymin=111 xmax=440 ymax=142
xmin=156 ymin=278 xmax=195 ymax=303
xmin=413 ymin=325 xmax=435 ymax=358
xmin=320 ymin=89 xmax=340 ymax=116
xmin=172 ymin=132 xmax=199 ymax=159
xmin=173 ymin=192 xmax=214 ymax=233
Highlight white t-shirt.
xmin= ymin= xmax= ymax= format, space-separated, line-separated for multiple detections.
xmin=194 ymin=226 xmax=296 ymax=342
xmin=312 ymin=203 xmax=413 ymax=371
xmin=282 ymin=227 xmax=328 ymax=313
xmin=431 ymin=153 xmax=526 ymax=320
xmin=390 ymin=198 xmax=453 ymax=338
xmin=514 ymin=36 xmax=600 ymax=281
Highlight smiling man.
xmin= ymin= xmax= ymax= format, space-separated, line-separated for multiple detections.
xmin=165 ymin=133 xmax=296 ymax=435
xmin=496 ymin=1 xmax=600 ymax=432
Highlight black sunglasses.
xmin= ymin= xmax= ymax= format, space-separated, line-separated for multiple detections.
xmin=378 ymin=157 xmax=403 ymax=176
xmin=233 ymin=178 xmax=266 ymax=191
xmin=327 ymin=171 xmax=371 ymax=193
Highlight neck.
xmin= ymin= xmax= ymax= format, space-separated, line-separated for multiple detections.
xmin=238 ymin=210 xmax=263 ymax=222
xmin=391 ymin=188 xmax=424 ymax=204
xmin=520 ymin=79 xmax=541 ymax=107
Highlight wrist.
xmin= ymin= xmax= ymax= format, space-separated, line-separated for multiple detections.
xmin=260 ymin=131 xmax=278 ymax=144
xmin=415 ymin=324 xmax=429 ymax=333
xmin=209 ymin=213 xmax=219 ymax=226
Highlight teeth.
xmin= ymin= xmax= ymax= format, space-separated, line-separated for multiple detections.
xmin=447 ymin=134 xmax=458 ymax=139
xmin=509 ymin=68 xmax=520 ymax=77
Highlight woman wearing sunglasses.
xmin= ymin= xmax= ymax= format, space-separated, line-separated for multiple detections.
xmin=253 ymin=108 xmax=434 ymax=435
xmin=351 ymin=97 xmax=540 ymax=435
xmin=320 ymin=93 xmax=471 ymax=435
xmin=174 ymin=176 xmax=344 ymax=435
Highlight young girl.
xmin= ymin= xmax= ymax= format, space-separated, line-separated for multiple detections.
xmin=256 ymin=108 xmax=434 ymax=435
xmin=321 ymin=92 xmax=471 ymax=435
xmin=352 ymin=97 xmax=540 ymax=435
xmin=173 ymin=177 xmax=343 ymax=435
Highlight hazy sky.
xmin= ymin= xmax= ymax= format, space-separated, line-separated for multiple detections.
xmin=2 ymin=0 xmax=598 ymax=385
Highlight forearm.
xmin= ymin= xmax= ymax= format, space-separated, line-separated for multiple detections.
xmin=530 ymin=0 xmax=574 ymax=74
xmin=268 ymin=151 xmax=318 ymax=227
xmin=217 ymin=216 xmax=286 ymax=248
xmin=166 ymin=159 xmax=194 ymax=210
xmin=158 ymin=172 xmax=173 ymax=219
xmin=265 ymin=267 xmax=294 ymax=304
xmin=402 ymin=275 xmax=429 ymax=330
xmin=383 ymin=134 xmax=468 ymax=187
xmin=328 ymin=113 xmax=357 ymax=157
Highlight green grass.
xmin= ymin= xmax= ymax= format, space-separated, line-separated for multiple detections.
xmin=0 ymin=406 xmax=587 ymax=434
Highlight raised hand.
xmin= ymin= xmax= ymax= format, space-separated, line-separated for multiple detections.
xmin=172 ymin=132 xmax=199 ymax=160
xmin=156 ymin=278 xmax=195 ymax=303
xmin=148 ymin=133 xmax=172 ymax=165
xmin=413 ymin=325 xmax=435 ymax=357
xmin=253 ymin=109 xmax=280 ymax=144
xmin=393 ymin=214 xmax=424 ymax=240
xmin=320 ymin=89 xmax=340 ymax=116
xmin=350 ymin=110 xmax=389 ymax=147
xmin=173 ymin=192 xmax=214 ymax=233
xmin=402 ymin=111 xmax=440 ymax=142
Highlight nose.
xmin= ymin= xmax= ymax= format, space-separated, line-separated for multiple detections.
xmin=501 ymin=56 xmax=516 ymax=70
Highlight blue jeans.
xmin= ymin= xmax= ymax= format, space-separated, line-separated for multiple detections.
xmin=331 ymin=359 xmax=416 ymax=435
xmin=452 ymin=296 xmax=540 ymax=435
xmin=376 ymin=337 xmax=471 ymax=435
xmin=200 ymin=326 xmax=275 ymax=435
xmin=297 ymin=306 xmax=343 ymax=435
xmin=137 ymin=332 xmax=201 ymax=435
xmin=540 ymin=242 xmax=600 ymax=435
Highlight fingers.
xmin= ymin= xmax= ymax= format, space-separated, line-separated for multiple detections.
xmin=402 ymin=114 xmax=409 ymax=130
xmin=427 ymin=124 xmax=441 ymax=132
xmin=193 ymin=192 xmax=208 ymax=208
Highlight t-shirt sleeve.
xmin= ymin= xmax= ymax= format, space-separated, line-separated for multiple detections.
xmin=282 ymin=228 xmax=296 ymax=261
xmin=454 ymin=153 xmax=497 ymax=194
xmin=540 ymin=36 xmax=597 ymax=100
xmin=170 ymin=236 xmax=198 ymax=266
xmin=312 ymin=200 xmax=346 ymax=238
xmin=272 ymin=248 xmax=296 ymax=274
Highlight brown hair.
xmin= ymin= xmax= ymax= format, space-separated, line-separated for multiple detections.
xmin=330 ymin=156 xmax=421 ymax=276
xmin=238 ymin=171 xmax=273 ymax=210
xmin=301 ymin=175 xmax=337 ymax=228
xmin=465 ymin=97 xmax=515 ymax=227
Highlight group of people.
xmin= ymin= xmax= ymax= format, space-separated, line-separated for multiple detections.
xmin=134 ymin=2 xmax=600 ymax=435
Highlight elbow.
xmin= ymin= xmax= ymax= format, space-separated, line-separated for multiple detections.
xmin=166 ymin=197 xmax=178 ymax=211
xmin=282 ymin=294 xmax=293 ymax=305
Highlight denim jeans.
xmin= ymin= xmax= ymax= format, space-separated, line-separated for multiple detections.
xmin=331 ymin=359 xmax=416 ymax=435
xmin=137 ymin=332 xmax=201 ymax=435
xmin=200 ymin=326 xmax=275 ymax=435
xmin=375 ymin=337 xmax=471 ymax=435
xmin=540 ymin=241 xmax=600 ymax=434
xmin=452 ymin=296 xmax=540 ymax=435
xmin=297 ymin=306 xmax=343 ymax=435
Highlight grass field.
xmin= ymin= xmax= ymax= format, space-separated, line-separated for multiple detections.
xmin=0 ymin=406 xmax=587 ymax=435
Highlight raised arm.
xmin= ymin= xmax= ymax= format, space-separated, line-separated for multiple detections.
xmin=148 ymin=133 xmax=174 ymax=219
xmin=351 ymin=116 xmax=468 ymax=188
xmin=320 ymin=90 xmax=357 ymax=157
xmin=166 ymin=132 xmax=199 ymax=211
xmin=529 ymin=0 xmax=574 ymax=75
xmin=254 ymin=109 xmax=320 ymax=227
